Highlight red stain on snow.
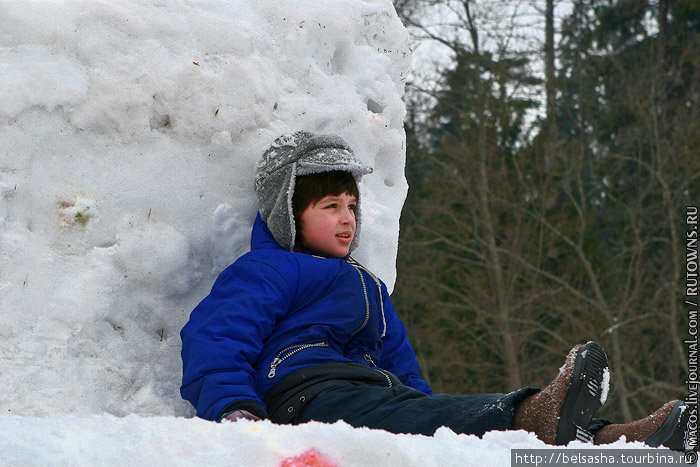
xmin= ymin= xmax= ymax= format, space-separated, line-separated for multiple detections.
xmin=279 ymin=448 xmax=338 ymax=467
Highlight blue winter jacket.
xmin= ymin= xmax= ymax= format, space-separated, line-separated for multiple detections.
xmin=180 ymin=213 xmax=432 ymax=421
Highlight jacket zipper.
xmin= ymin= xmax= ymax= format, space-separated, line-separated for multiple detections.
xmin=363 ymin=353 xmax=393 ymax=387
xmin=268 ymin=341 xmax=329 ymax=378
xmin=347 ymin=257 xmax=386 ymax=338
xmin=348 ymin=264 xmax=371 ymax=340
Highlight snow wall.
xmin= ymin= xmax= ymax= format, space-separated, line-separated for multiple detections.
xmin=0 ymin=0 xmax=410 ymax=418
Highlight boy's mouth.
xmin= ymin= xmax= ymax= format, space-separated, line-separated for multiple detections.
xmin=336 ymin=232 xmax=352 ymax=239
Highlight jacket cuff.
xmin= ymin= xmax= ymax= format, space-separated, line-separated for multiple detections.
xmin=218 ymin=399 xmax=269 ymax=422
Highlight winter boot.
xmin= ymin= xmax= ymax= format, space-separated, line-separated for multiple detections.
xmin=595 ymin=400 xmax=692 ymax=451
xmin=514 ymin=341 xmax=609 ymax=445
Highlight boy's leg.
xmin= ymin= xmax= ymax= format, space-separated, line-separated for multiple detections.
xmin=296 ymin=381 xmax=537 ymax=437
xmin=296 ymin=342 xmax=609 ymax=442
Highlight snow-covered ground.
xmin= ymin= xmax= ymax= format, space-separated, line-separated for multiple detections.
xmin=0 ymin=1 xmax=658 ymax=465
xmin=0 ymin=415 xmax=558 ymax=467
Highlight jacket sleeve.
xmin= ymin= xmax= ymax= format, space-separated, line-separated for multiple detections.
xmin=377 ymin=284 xmax=433 ymax=395
xmin=180 ymin=257 xmax=295 ymax=421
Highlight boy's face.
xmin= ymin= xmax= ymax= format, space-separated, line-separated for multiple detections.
xmin=299 ymin=191 xmax=357 ymax=258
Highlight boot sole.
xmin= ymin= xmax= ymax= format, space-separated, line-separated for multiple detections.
xmin=555 ymin=341 xmax=609 ymax=445
xmin=647 ymin=400 xmax=691 ymax=451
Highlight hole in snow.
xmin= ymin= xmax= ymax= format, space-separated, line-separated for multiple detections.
xmin=149 ymin=114 xmax=172 ymax=132
xmin=366 ymin=99 xmax=384 ymax=114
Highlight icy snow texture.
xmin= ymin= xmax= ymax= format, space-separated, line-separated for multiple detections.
xmin=0 ymin=0 xmax=409 ymax=418
xmin=601 ymin=368 xmax=611 ymax=405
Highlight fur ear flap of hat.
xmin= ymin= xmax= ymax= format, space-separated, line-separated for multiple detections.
xmin=254 ymin=131 xmax=373 ymax=252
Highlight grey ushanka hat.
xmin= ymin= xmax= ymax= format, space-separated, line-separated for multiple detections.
xmin=254 ymin=131 xmax=373 ymax=252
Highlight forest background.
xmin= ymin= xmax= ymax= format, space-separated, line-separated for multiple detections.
xmin=390 ymin=0 xmax=699 ymax=423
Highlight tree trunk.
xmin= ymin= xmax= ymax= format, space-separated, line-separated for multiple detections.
xmin=475 ymin=119 xmax=522 ymax=390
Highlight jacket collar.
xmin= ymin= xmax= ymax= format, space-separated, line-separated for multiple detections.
xmin=251 ymin=212 xmax=285 ymax=251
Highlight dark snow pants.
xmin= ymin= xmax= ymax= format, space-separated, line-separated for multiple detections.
xmin=264 ymin=363 xmax=538 ymax=436
xmin=299 ymin=381 xmax=538 ymax=436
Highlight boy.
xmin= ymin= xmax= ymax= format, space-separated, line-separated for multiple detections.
xmin=180 ymin=131 xmax=690 ymax=449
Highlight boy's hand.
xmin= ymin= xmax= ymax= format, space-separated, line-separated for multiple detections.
xmin=221 ymin=409 xmax=262 ymax=422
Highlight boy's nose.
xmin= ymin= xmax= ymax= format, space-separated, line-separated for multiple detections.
xmin=341 ymin=207 xmax=355 ymax=223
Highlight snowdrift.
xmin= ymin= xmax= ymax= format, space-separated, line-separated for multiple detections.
xmin=2 ymin=415 xmax=633 ymax=467
xmin=1 ymin=0 xmax=408 ymax=418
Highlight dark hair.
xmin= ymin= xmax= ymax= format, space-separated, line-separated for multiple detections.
xmin=292 ymin=170 xmax=359 ymax=252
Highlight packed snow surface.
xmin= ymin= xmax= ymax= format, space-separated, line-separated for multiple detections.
xmin=1 ymin=415 xmax=647 ymax=467
xmin=0 ymin=0 xmax=654 ymax=465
